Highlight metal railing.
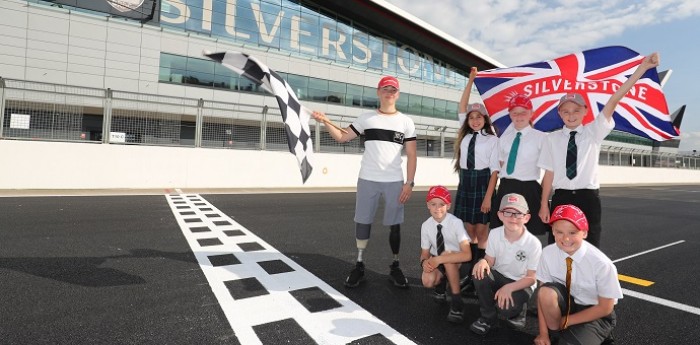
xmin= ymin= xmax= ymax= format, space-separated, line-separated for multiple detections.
xmin=1 ymin=77 xmax=698 ymax=169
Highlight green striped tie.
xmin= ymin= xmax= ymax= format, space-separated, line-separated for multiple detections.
xmin=506 ymin=132 xmax=521 ymax=174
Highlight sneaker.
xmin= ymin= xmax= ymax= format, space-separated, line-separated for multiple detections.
xmin=432 ymin=280 xmax=447 ymax=302
xmin=389 ymin=261 xmax=409 ymax=289
xmin=470 ymin=318 xmax=493 ymax=335
xmin=460 ymin=276 xmax=476 ymax=298
xmin=344 ymin=262 xmax=365 ymax=288
xmin=505 ymin=311 xmax=527 ymax=330
xmin=447 ymin=306 xmax=464 ymax=323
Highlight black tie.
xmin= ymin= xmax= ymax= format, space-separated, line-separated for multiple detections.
xmin=436 ymin=224 xmax=445 ymax=255
xmin=566 ymin=131 xmax=577 ymax=179
xmin=467 ymin=134 xmax=476 ymax=170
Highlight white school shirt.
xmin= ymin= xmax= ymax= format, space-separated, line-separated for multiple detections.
xmin=537 ymin=241 xmax=623 ymax=306
xmin=497 ymin=125 xmax=547 ymax=181
xmin=420 ymin=213 xmax=471 ymax=256
xmin=538 ymin=114 xmax=614 ymax=190
xmin=485 ymin=226 xmax=542 ymax=289
xmin=459 ymin=131 xmax=500 ymax=171
xmin=350 ymin=111 xmax=416 ymax=182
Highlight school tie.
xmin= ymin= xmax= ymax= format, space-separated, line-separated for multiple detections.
xmin=436 ymin=224 xmax=445 ymax=256
xmin=467 ymin=134 xmax=477 ymax=170
xmin=563 ymin=257 xmax=573 ymax=329
xmin=506 ymin=132 xmax=521 ymax=175
xmin=566 ymin=131 xmax=578 ymax=179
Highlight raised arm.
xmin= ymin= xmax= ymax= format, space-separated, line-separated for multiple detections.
xmin=458 ymin=67 xmax=478 ymax=113
xmin=600 ymin=52 xmax=660 ymax=121
xmin=311 ymin=110 xmax=357 ymax=143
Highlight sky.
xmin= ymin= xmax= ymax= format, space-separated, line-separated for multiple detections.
xmin=387 ymin=0 xmax=700 ymax=153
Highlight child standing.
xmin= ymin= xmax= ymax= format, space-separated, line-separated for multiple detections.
xmin=455 ymin=67 xmax=500 ymax=272
xmin=490 ymin=94 xmax=549 ymax=237
xmin=469 ymin=193 xmax=542 ymax=335
xmin=535 ymin=204 xmax=622 ymax=345
xmin=538 ymin=53 xmax=661 ymax=248
xmin=311 ymin=76 xmax=417 ymax=289
xmin=420 ymin=185 xmax=473 ymax=323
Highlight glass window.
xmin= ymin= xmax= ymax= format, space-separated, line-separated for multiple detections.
xmin=362 ymin=86 xmax=378 ymax=109
xmin=408 ymin=94 xmax=422 ymax=114
xmin=286 ymin=74 xmax=308 ymax=99
xmin=434 ymin=98 xmax=447 ymax=119
xmin=396 ymin=92 xmax=409 ymax=113
xmin=346 ymin=84 xmax=363 ymax=107
xmin=421 ymin=97 xmax=434 ymax=116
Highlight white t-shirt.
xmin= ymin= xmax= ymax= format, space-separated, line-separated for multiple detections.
xmin=537 ymin=241 xmax=623 ymax=305
xmin=350 ymin=110 xmax=416 ymax=182
xmin=497 ymin=125 xmax=547 ymax=181
xmin=421 ymin=213 xmax=471 ymax=256
xmin=486 ymin=226 xmax=543 ymax=288
xmin=537 ymin=114 xmax=615 ymax=190
xmin=459 ymin=131 xmax=500 ymax=172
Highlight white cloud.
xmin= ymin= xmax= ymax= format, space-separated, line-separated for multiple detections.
xmin=388 ymin=0 xmax=700 ymax=66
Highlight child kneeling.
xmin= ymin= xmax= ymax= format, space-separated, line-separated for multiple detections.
xmin=420 ymin=185 xmax=472 ymax=323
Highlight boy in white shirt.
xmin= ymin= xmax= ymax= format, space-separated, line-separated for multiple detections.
xmin=469 ymin=193 xmax=542 ymax=335
xmin=420 ymin=185 xmax=472 ymax=323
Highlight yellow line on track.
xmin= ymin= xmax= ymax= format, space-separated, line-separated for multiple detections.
xmin=618 ymin=274 xmax=654 ymax=287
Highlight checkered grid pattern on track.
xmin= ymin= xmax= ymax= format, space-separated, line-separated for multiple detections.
xmin=167 ymin=194 xmax=415 ymax=345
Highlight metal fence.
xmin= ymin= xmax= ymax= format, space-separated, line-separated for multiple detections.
xmin=1 ymin=77 xmax=698 ymax=170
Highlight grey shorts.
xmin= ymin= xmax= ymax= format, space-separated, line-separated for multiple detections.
xmin=537 ymin=282 xmax=616 ymax=345
xmin=354 ymin=178 xmax=404 ymax=226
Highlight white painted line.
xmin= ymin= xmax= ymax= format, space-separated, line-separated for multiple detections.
xmin=622 ymin=288 xmax=700 ymax=316
xmin=166 ymin=194 xmax=416 ymax=345
xmin=612 ymin=240 xmax=685 ymax=263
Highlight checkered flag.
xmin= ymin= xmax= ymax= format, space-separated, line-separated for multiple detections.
xmin=203 ymin=51 xmax=313 ymax=183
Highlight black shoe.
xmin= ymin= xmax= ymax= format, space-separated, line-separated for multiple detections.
xmin=505 ymin=307 xmax=527 ymax=330
xmin=432 ymin=280 xmax=447 ymax=303
xmin=344 ymin=262 xmax=365 ymax=288
xmin=469 ymin=318 xmax=494 ymax=335
xmin=389 ymin=261 xmax=409 ymax=289
xmin=460 ymin=276 xmax=477 ymax=298
xmin=447 ymin=306 xmax=464 ymax=323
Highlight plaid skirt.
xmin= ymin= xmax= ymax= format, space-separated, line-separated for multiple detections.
xmin=454 ymin=168 xmax=491 ymax=225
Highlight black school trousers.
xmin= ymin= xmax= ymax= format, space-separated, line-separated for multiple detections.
xmin=547 ymin=189 xmax=602 ymax=248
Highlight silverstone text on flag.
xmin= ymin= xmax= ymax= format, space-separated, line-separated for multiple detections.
xmin=203 ymin=51 xmax=313 ymax=183
xmin=473 ymin=46 xmax=679 ymax=141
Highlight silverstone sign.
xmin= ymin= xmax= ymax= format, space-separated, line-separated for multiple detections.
xmin=51 ymin=0 xmax=158 ymax=21
xmin=160 ymin=0 xmax=457 ymax=85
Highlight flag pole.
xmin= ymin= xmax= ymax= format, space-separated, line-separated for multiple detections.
xmin=323 ymin=119 xmax=348 ymax=134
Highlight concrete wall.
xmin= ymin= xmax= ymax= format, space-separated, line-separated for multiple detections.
xmin=2 ymin=140 xmax=699 ymax=192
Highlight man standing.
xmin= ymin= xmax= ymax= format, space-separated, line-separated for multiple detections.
xmin=312 ymin=76 xmax=417 ymax=288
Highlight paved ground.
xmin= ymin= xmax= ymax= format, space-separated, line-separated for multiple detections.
xmin=1 ymin=185 xmax=699 ymax=344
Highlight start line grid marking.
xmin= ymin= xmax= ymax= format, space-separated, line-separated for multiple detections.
xmin=166 ymin=194 xmax=415 ymax=345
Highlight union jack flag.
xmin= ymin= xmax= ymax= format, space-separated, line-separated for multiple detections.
xmin=473 ymin=46 xmax=679 ymax=141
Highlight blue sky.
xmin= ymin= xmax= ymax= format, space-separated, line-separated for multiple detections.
xmin=387 ymin=0 xmax=700 ymax=152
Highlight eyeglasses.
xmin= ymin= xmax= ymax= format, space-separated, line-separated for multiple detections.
xmin=500 ymin=210 xmax=527 ymax=219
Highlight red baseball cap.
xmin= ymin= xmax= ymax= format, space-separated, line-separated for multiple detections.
xmin=549 ymin=204 xmax=589 ymax=232
xmin=378 ymin=76 xmax=400 ymax=89
xmin=426 ymin=185 xmax=451 ymax=204
xmin=508 ymin=94 xmax=533 ymax=111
